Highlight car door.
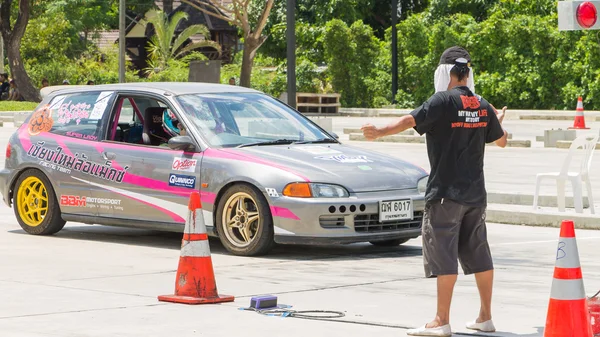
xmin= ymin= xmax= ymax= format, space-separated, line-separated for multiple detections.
xmin=92 ymin=93 xmax=203 ymax=226
xmin=30 ymin=90 xmax=117 ymax=218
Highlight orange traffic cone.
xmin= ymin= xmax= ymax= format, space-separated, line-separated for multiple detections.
xmin=543 ymin=220 xmax=593 ymax=337
xmin=158 ymin=192 xmax=234 ymax=305
xmin=569 ymin=97 xmax=590 ymax=130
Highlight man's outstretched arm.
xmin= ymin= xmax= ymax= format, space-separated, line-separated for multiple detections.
xmin=361 ymin=115 xmax=416 ymax=141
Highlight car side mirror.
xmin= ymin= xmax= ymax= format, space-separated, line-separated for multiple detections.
xmin=168 ymin=135 xmax=196 ymax=151
xmin=331 ymin=132 xmax=339 ymax=139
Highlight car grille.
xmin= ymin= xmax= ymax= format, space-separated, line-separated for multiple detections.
xmin=353 ymin=211 xmax=424 ymax=233
xmin=319 ymin=215 xmax=347 ymax=228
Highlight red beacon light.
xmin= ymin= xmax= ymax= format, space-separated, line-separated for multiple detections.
xmin=577 ymin=1 xmax=598 ymax=28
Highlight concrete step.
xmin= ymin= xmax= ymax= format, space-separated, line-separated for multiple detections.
xmin=343 ymin=128 xmax=414 ymax=135
xmin=488 ymin=192 xmax=589 ymax=208
xmin=486 ymin=203 xmax=600 ymax=229
xmin=348 ymin=133 xmax=425 ymax=143
xmin=520 ymin=115 xmax=576 ymax=121
xmin=555 ymin=140 xmax=600 ymax=149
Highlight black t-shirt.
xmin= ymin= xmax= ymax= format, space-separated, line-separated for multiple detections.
xmin=410 ymin=86 xmax=505 ymax=207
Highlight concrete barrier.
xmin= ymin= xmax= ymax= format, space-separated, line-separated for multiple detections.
xmin=543 ymin=129 xmax=577 ymax=147
xmin=348 ymin=133 xmax=425 ymax=143
xmin=487 ymin=139 xmax=531 ymax=148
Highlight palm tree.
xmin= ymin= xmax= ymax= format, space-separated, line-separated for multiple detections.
xmin=145 ymin=9 xmax=221 ymax=74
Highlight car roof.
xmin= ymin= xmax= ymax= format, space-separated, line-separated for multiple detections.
xmin=41 ymin=82 xmax=261 ymax=100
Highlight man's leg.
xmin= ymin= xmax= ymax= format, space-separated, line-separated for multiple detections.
xmin=408 ymin=199 xmax=464 ymax=335
xmin=458 ymin=206 xmax=495 ymax=332
xmin=474 ymin=269 xmax=493 ymax=322
xmin=426 ymin=274 xmax=458 ymax=327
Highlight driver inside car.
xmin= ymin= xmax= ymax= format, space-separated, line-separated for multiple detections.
xmin=158 ymin=109 xmax=186 ymax=147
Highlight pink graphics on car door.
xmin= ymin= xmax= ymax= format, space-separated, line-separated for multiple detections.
xmin=87 ymin=94 xmax=202 ymax=227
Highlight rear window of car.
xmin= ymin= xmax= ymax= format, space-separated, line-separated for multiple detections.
xmin=44 ymin=91 xmax=114 ymax=141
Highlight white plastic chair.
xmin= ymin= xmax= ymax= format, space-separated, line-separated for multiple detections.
xmin=533 ymin=133 xmax=599 ymax=214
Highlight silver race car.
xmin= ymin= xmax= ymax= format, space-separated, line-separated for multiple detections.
xmin=0 ymin=83 xmax=428 ymax=256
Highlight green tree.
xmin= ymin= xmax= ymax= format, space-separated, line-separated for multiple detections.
xmin=0 ymin=0 xmax=39 ymax=101
xmin=184 ymin=0 xmax=275 ymax=88
xmin=145 ymin=9 xmax=220 ymax=75
xmin=323 ymin=19 xmax=381 ymax=107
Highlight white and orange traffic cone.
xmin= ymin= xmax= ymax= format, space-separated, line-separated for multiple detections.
xmin=543 ymin=220 xmax=593 ymax=337
xmin=158 ymin=191 xmax=234 ymax=305
xmin=569 ymin=97 xmax=590 ymax=130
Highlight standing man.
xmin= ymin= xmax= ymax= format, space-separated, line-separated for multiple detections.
xmin=362 ymin=46 xmax=508 ymax=336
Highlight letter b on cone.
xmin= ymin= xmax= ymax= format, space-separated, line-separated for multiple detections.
xmin=158 ymin=192 xmax=234 ymax=305
xmin=544 ymin=220 xmax=593 ymax=337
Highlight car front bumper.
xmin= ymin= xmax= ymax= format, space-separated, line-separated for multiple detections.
xmin=270 ymin=189 xmax=425 ymax=245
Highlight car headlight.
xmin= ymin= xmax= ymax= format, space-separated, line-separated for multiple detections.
xmin=283 ymin=182 xmax=349 ymax=198
xmin=417 ymin=176 xmax=428 ymax=194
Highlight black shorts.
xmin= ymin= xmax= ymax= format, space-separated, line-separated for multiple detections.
xmin=421 ymin=198 xmax=494 ymax=278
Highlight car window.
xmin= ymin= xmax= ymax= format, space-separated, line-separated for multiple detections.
xmin=44 ymin=91 xmax=114 ymax=141
xmin=176 ymin=93 xmax=334 ymax=148
xmin=107 ymin=95 xmax=183 ymax=148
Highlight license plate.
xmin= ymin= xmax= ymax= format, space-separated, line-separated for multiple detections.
xmin=379 ymin=199 xmax=413 ymax=222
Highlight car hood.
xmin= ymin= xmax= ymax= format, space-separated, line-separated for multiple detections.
xmin=218 ymin=143 xmax=428 ymax=193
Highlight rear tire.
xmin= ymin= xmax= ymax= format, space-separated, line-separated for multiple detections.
xmin=369 ymin=238 xmax=411 ymax=246
xmin=216 ymin=184 xmax=275 ymax=256
xmin=13 ymin=169 xmax=66 ymax=235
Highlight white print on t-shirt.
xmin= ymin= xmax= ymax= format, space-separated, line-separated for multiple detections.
xmin=452 ymin=109 xmax=489 ymax=129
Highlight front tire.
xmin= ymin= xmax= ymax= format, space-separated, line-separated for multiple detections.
xmin=13 ymin=169 xmax=66 ymax=235
xmin=369 ymin=238 xmax=411 ymax=247
xmin=216 ymin=184 xmax=274 ymax=256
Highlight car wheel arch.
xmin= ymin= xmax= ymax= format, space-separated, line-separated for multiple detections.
xmin=8 ymin=165 xmax=59 ymax=208
xmin=211 ymin=180 xmax=272 ymax=237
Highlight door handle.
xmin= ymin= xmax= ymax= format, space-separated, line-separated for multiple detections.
xmin=102 ymin=151 xmax=116 ymax=160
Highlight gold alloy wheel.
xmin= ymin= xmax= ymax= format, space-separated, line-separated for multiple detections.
xmin=16 ymin=176 xmax=49 ymax=227
xmin=222 ymin=192 xmax=260 ymax=248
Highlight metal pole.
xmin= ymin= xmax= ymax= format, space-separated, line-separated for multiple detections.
xmin=119 ymin=0 xmax=126 ymax=83
xmin=391 ymin=0 xmax=398 ymax=104
xmin=0 ymin=35 xmax=4 ymax=73
xmin=286 ymin=0 xmax=296 ymax=109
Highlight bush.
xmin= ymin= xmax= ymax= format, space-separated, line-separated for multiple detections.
xmin=323 ymin=19 xmax=382 ymax=108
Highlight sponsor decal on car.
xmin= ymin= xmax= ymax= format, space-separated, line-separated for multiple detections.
xmin=172 ymin=157 xmax=197 ymax=172
xmin=28 ymin=141 xmax=129 ymax=183
xmin=294 ymin=146 xmax=341 ymax=155
xmin=314 ymin=154 xmax=373 ymax=163
xmin=169 ymin=174 xmax=196 ymax=189
xmin=57 ymin=101 xmax=91 ymax=125
xmin=265 ymin=188 xmax=279 ymax=197
xmin=28 ymin=105 xmax=54 ymax=136
xmin=60 ymin=195 xmax=123 ymax=211
xmin=60 ymin=195 xmax=87 ymax=207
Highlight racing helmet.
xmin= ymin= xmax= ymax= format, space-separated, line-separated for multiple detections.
xmin=162 ymin=109 xmax=180 ymax=137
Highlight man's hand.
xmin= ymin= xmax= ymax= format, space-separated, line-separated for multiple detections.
xmin=490 ymin=104 xmax=507 ymax=124
xmin=361 ymin=124 xmax=381 ymax=141
xmin=496 ymin=106 xmax=507 ymax=124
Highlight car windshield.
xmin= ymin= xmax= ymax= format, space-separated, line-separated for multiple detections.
xmin=175 ymin=93 xmax=336 ymax=148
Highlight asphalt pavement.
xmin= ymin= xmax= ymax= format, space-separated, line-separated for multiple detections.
xmin=0 ymin=120 xmax=599 ymax=337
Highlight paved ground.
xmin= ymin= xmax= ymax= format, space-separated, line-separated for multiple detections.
xmin=2 ymin=209 xmax=600 ymax=337
xmin=1 ymin=119 xmax=600 ymax=336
